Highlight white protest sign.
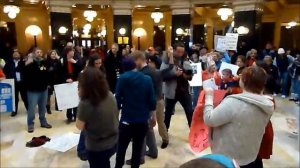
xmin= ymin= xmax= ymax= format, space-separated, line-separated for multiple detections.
xmin=225 ymin=33 xmax=239 ymax=51
xmin=54 ymin=82 xmax=79 ymax=110
xmin=203 ymin=78 xmax=218 ymax=90
xmin=42 ymin=132 xmax=80 ymax=152
xmin=219 ymin=62 xmax=240 ymax=76
xmin=0 ymin=79 xmax=15 ymax=113
xmin=215 ymin=35 xmax=227 ymax=52
xmin=189 ymin=63 xmax=202 ymax=87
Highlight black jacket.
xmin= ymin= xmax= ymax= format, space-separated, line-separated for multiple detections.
xmin=4 ymin=59 xmax=26 ymax=83
xmin=24 ymin=59 xmax=49 ymax=92
xmin=46 ymin=58 xmax=63 ymax=86
xmin=61 ymin=57 xmax=83 ymax=82
xmin=104 ymin=51 xmax=123 ymax=93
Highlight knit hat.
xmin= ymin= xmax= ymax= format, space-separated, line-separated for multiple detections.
xmin=122 ymin=57 xmax=136 ymax=72
xmin=278 ymin=48 xmax=285 ymax=54
xmin=200 ymin=154 xmax=238 ymax=168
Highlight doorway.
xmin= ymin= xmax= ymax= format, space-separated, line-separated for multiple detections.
xmin=153 ymin=26 xmax=166 ymax=51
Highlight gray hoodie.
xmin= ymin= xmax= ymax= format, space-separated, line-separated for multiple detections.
xmin=204 ymin=92 xmax=274 ymax=166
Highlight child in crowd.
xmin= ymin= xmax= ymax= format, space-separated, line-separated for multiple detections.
xmin=220 ymin=69 xmax=242 ymax=96
xmin=264 ymin=56 xmax=279 ymax=96
xmin=211 ymin=52 xmax=222 ymax=71
xmin=236 ymin=55 xmax=247 ymax=75
xmin=202 ymin=61 xmax=222 ymax=86
xmin=288 ymin=53 xmax=300 ymax=104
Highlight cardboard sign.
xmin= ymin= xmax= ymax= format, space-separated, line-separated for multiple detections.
xmin=0 ymin=79 xmax=15 ymax=113
xmin=189 ymin=63 xmax=203 ymax=86
xmin=54 ymin=82 xmax=79 ymax=110
xmin=219 ymin=62 xmax=240 ymax=76
xmin=189 ymin=90 xmax=227 ymax=153
xmin=225 ymin=33 xmax=239 ymax=51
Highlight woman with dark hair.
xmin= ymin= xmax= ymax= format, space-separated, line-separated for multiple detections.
xmin=203 ymin=66 xmax=274 ymax=168
xmin=76 ymin=67 xmax=119 ymax=168
xmin=77 ymin=53 xmax=106 ymax=161
xmin=87 ymin=53 xmax=106 ymax=73
xmin=45 ymin=50 xmax=62 ymax=114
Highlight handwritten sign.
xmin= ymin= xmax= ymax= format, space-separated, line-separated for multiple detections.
xmin=203 ymin=78 xmax=218 ymax=90
xmin=54 ymin=82 xmax=79 ymax=110
xmin=215 ymin=35 xmax=227 ymax=52
xmin=214 ymin=33 xmax=239 ymax=52
xmin=0 ymin=79 xmax=15 ymax=113
xmin=189 ymin=90 xmax=227 ymax=152
xmin=189 ymin=63 xmax=202 ymax=86
xmin=42 ymin=132 xmax=80 ymax=152
xmin=219 ymin=62 xmax=240 ymax=76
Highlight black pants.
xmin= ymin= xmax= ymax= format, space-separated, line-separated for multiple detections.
xmin=66 ymin=107 xmax=77 ymax=120
xmin=164 ymin=93 xmax=193 ymax=130
xmin=15 ymin=81 xmax=28 ymax=113
xmin=115 ymin=122 xmax=149 ymax=168
xmin=87 ymin=145 xmax=117 ymax=168
xmin=240 ymin=158 xmax=263 ymax=168
xmin=47 ymin=88 xmax=58 ymax=111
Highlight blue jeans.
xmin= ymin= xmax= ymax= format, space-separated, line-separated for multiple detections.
xmin=279 ymin=72 xmax=289 ymax=96
xmin=77 ymin=131 xmax=87 ymax=156
xmin=27 ymin=90 xmax=48 ymax=127
xmin=87 ymin=145 xmax=117 ymax=168
xmin=291 ymin=78 xmax=300 ymax=99
xmin=192 ymin=86 xmax=201 ymax=110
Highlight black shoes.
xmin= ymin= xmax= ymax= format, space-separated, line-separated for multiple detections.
xmin=41 ymin=123 xmax=52 ymax=129
xmin=78 ymin=153 xmax=88 ymax=161
xmin=11 ymin=111 xmax=17 ymax=117
xmin=145 ymin=151 xmax=158 ymax=159
xmin=28 ymin=127 xmax=34 ymax=133
xmin=126 ymin=159 xmax=145 ymax=165
xmin=161 ymin=140 xmax=169 ymax=149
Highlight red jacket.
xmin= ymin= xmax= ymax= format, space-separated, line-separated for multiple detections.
xmin=257 ymin=97 xmax=275 ymax=159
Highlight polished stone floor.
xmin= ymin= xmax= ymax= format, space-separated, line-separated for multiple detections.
xmin=0 ymin=96 xmax=299 ymax=168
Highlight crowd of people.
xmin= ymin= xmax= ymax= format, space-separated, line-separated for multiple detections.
xmin=0 ymin=40 xmax=299 ymax=168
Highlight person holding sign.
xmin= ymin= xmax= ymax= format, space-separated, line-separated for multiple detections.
xmin=24 ymin=48 xmax=52 ymax=133
xmin=62 ymin=47 xmax=83 ymax=123
xmin=203 ymin=66 xmax=274 ymax=167
xmin=160 ymin=43 xmax=194 ymax=134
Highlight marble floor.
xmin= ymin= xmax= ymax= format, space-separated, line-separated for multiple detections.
xmin=0 ymin=96 xmax=299 ymax=168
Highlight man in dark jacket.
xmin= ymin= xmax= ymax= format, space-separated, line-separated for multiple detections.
xmin=115 ymin=57 xmax=156 ymax=168
xmin=274 ymin=48 xmax=290 ymax=98
xmin=3 ymin=48 xmax=28 ymax=117
xmin=264 ymin=56 xmax=279 ymax=95
xmin=104 ymin=43 xmax=123 ymax=93
xmin=24 ymin=48 xmax=52 ymax=133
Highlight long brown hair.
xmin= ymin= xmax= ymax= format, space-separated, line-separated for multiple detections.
xmin=78 ymin=67 xmax=109 ymax=105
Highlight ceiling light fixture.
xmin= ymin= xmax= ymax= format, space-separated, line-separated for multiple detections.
xmin=58 ymin=26 xmax=68 ymax=35
xmin=151 ymin=9 xmax=163 ymax=24
xmin=3 ymin=5 xmax=20 ymax=19
xmin=217 ymin=5 xmax=233 ymax=21
xmin=83 ymin=10 xmax=97 ymax=22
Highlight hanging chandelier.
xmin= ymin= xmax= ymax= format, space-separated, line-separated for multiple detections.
xmin=3 ymin=5 xmax=20 ymax=19
xmin=151 ymin=9 xmax=163 ymax=23
xmin=83 ymin=10 xmax=97 ymax=22
xmin=217 ymin=5 xmax=233 ymax=21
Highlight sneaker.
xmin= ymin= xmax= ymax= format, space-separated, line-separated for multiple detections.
xmin=41 ymin=123 xmax=52 ymax=129
xmin=281 ymin=95 xmax=286 ymax=99
xmin=161 ymin=140 xmax=169 ymax=149
xmin=126 ymin=159 xmax=145 ymax=165
xmin=11 ymin=111 xmax=17 ymax=117
xmin=28 ymin=126 xmax=34 ymax=133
